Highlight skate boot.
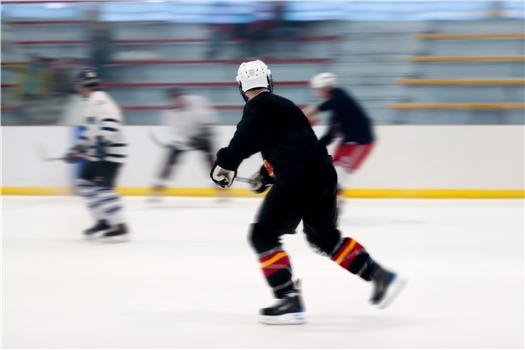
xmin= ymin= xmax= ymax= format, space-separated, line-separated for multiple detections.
xmin=83 ymin=219 xmax=110 ymax=240
xmin=260 ymin=280 xmax=306 ymax=325
xmin=102 ymin=223 xmax=130 ymax=243
xmin=370 ymin=267 xmax=407 ymax=309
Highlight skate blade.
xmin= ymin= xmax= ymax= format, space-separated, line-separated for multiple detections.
xmin=83 ymin=232 xmax=105 ymax=241
xmin=101 ymin=234 xmax=130 ymax=243
xmin=260 ymin=312 xmax=307 ymax=325
xmin=378 ymin=275 xmax=408 ymax=309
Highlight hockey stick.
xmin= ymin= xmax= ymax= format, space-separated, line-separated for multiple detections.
xmin=235 ymin=176 xmax=254 ymax=184
xmin=34 ymin=143 xmax=65 ymax=161
xmin=148 ymin=130 xmax=170 ymax=148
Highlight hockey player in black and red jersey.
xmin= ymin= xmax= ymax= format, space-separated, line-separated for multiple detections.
xmin=210 ymin=60 xmax=406 ymax=325
xmin=303 ymin=72 xmax=375 ymax=201
xmin=65 ymin=67 xmax=129 ymax=242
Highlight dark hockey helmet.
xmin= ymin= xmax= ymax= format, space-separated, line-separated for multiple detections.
xmin=76 ymin=67 xmax=100 ymax=87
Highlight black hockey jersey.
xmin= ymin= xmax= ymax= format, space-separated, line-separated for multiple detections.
xmin=222 ymin=91 xmax=332 ymax=178
xmin=318 ymin=87 xmax=375 ymax=145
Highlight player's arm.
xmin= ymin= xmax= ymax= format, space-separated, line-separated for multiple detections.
xmin=249 ymin=163 xmax=274 ymax=194
xmin=64 ymin=126 xmax=89 ymax=164
xmin=316 ymin=93 xmax=343 ymax=146
xmin=319 ymin=125 xmax=335 ymax=146
xmin=96 ymin=100 xmax=122 ymax=159
xmin=302 ymin=105 xmax=321 ymax=126
xmin=211 ymin=105 xmax=269 ymax=188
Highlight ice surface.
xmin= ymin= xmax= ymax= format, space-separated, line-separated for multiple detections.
xmin=2 ymin=196 xmax=524 ymax=349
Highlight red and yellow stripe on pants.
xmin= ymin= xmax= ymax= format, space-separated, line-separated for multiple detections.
xmin=331 ymin=238 xmax=363 ymax=269
xmin=259 ymin=250 xmax=290 ymax=277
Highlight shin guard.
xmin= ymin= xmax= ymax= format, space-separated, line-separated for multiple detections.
xmin=258 ymin=247 xmax=293 ymax=298
xmin=331 ymin=237 xmax=379 ymax=281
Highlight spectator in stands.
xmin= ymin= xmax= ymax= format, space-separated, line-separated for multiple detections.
xmin=8 ymin=54 xmax=50 ymax=103
xmin=49 ymin=58 xmax=73 ymax=95
xmin=89 ymin=13 xmax=112 ymax=81
xmin=238 ymin=2 xmax=278 ymax=59
xmin=205 ymin=1 xmax=235 ymax=60
xmin=272 ymin=1 xmax=303 ymax=58
xmin=7 ymin=54 xmax=54 ymax=124
xmin=2 ymin=23 xmax=14 ymax=55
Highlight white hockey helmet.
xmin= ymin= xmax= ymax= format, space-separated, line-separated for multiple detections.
xmin=236 ymin=60 xmax=273 ymax=102
xmin=310 ymin=72 xmax=337 ymax=89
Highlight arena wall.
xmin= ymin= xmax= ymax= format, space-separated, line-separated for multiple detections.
xmin=2 ymin=125 xmax=523 ymax=198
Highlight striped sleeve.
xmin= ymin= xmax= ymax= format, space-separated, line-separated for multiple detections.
xmin=97 ymin=101 xmax=122 ymax=142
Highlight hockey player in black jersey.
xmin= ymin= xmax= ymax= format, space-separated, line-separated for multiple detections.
xmin=210 ymin=60 xmax=406 ymax=325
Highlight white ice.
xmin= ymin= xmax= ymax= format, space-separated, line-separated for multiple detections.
xmin=2 ymin=196 xmax=524 ymax=349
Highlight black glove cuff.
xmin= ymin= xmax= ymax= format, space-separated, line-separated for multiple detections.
xmin=259 ymin=164 xmax=274 ymax=185
xmin=71 ymin=144 xmax=87 ymax=154
xmin=216 ymin=148 xmax=241 ymax=171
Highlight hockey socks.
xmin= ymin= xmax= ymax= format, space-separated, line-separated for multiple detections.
xmin=331 ymin=237 xmax=407 ymax=307
xmin=330 ymin=237 xmax=379 ymax=281
xmin=77 ymin=179 xmax=104 ymax=221
xmin=77 ymin=179 xmax=126 ymax=231
xmin=258 ymin=246 xmax=294 ymax=298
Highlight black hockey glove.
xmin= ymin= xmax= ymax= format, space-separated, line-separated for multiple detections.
xmin=64 ymin=144 xmax=86 ymax=164
xmin=94 ymin=136 xmax=110 ymax=161
xmin=210 ymin=148 xmax=238 ymax=188
xmin=250 ymin=164 xmax=274 ymax=194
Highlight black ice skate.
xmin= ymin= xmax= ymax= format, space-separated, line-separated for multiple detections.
xmin=260 ymin=281 xmax=306 ymax=325
xmin=370 ymin=268 xmax=407 ymax=309
xmin=101 ymin=223 xmax=130 ymax=243
xmin=83 ymin=219 xmax=110 ymax=239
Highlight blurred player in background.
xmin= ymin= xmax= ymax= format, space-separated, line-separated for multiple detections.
xmin=303 ymin=72 xmax=375 ymax=202
xmin=65 ymin=67 xmax=129 ymax=242
xmin=210 ymin=60 xmax=405 ymax=325
xmin=149 ymin=87 xmax=217 ymax=200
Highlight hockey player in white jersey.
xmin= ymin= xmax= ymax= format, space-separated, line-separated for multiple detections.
xmin=149 ymin=87 xmax=217 ymax=199
xmin=65 ymin=67 xmax=129 ymax=241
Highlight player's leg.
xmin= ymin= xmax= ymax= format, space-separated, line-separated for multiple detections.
xmin=76 ymin=161 xmax=111 ymax=238
xmin=149 ymin=148 xmax=183 ymax=200
xmin=199 ymin=135 xmax=229 ymax=200
xmin=303 ymin=164 xmax=406 ymax=308
xmin=334 ymin=142 xmax=375 ymax=194
xmin=349 ymin=143 xmax=374 ymax=172
xmin=91 ymin=161 xmax=129 ymax=242
xmin=250 ymin=177 xmax=324 ymax=325
xmin=332 ymin=143 xmax=355 ymax=199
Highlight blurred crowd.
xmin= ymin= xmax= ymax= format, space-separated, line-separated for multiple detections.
xmin=3 ymin=6 xmax=115 ymax=124
xmin=206 ymin=1 xmax=304 ymax=60
xmin=2 ymin=1 xmax=308 ymax=125
xmin=2 ymin=0 xmax=522 ymax=126
xmin=5 ymin=55 xmax=75 ymax=125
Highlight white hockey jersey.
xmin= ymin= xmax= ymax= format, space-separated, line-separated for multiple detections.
xmin=160 ymin=95 xmax=216 ymax=150
xmin=78 ymin=90 xmax=127 ymax=163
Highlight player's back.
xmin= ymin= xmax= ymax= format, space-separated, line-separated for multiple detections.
xmin=322 ymin=88 xmax=374 ymax=144
xmin=247 ymin=92 xmax=331 ymax=178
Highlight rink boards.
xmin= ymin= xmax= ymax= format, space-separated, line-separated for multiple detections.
xmin=2 ymin=125 xmax=524 ymax=198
